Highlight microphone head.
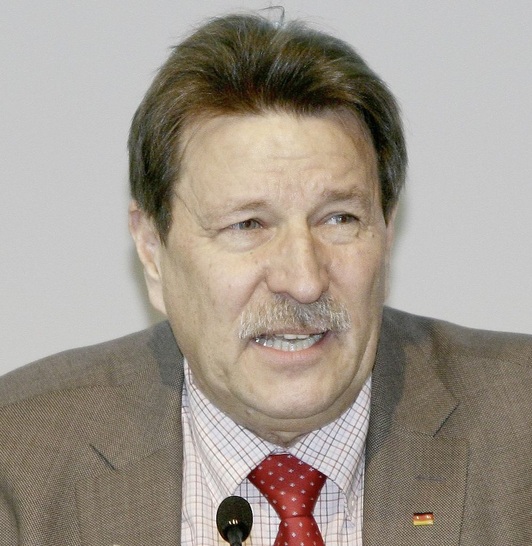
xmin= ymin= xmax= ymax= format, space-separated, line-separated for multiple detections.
xmin=216 ymin=496 xmax=253 ymax=543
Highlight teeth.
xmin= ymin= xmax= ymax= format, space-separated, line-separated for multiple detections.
xmin=254 ymin=333 xmax=324 ymax=351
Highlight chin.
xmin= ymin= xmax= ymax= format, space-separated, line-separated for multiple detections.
xmin=254 ymin=390 xmax=335 ymax=421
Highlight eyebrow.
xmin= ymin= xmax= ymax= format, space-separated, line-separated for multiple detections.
xmin=190 ymin=197 xmax=270 ymax=226
xmin=318 ymin=187 xmax=373 ymax=211
xmin=206 ymin=187 xmax=373 ymax=220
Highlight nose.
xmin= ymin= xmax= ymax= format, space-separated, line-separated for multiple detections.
xmin=265 ymin=224 xmax=329 ymax=303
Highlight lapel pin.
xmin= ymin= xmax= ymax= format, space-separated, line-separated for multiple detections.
xmin=413 ymin=512 xmax=434 ymax=526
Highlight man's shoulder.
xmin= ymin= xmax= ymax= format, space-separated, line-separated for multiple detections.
xmin=0 ymin=321 xmax=178 ymax=409
xmin=382 ymin=306 xmax=532 ymax=366
xmin=378 ymin=307 xmax=532 ymax=434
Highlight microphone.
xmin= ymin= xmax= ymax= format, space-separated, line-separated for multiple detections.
xmin=216 ymin=496 xmax=253 ymax=546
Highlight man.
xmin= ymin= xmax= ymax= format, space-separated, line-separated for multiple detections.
xmin=0 ymin=12 xmax=530 ymax=546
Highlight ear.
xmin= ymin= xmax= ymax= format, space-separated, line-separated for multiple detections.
xmin=128 ymin=200 xmax=167 ymax=315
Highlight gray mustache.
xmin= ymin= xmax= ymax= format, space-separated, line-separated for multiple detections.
xmin=239 ymin=295 xmax=351 ymax=339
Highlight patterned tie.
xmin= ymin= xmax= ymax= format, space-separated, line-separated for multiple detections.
xmin=248 ymin=453 xmax=326 ymax=546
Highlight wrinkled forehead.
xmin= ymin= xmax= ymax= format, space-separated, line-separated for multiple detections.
xmin=175 ymin=107 xmax=377 ymax=183
xmin=170 ymin=112 xmax=383 ymax=227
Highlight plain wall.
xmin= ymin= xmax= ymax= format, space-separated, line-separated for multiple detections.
xmin=2 ymin=0 xmax=531 ymax=375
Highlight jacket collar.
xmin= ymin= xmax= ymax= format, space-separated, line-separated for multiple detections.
xmin=75 ymin=322 xmax=185 ymax=545
xmin=364 ymin=308 xmax=467 ymax=545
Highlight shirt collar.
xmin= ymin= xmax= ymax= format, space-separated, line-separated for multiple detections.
xmin=291 ymin=375 xmax=371 ymax=510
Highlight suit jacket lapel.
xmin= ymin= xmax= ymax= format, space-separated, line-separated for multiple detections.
xmin=363 ymin=309 xmax=468 ymax=546
xmin=75 ymin=324 xmax=185 ymax=546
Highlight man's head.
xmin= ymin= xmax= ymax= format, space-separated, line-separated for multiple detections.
xmin=129 ymin=13 xmax=406 ymax=242
xmin=129 ymin=13 xmax=406 ymax=445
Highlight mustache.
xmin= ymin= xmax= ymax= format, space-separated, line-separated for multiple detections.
xmin=239 ymin=294 xmax=351 ymax=340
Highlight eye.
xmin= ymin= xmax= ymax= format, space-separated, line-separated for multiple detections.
xmin=229 ymin=219 xmax=262 ymax=230
xmin=325 ymin=213 xmax=358 ymax=225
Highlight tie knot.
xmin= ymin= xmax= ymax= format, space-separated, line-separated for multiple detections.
xmin=248 ymin=454 xmax=326 ymax=518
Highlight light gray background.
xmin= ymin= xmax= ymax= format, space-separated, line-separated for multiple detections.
xmin=2 ymin=1 xmax=531 ymax=375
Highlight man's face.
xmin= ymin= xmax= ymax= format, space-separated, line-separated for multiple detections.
xmin=132 ymin=112 xmax=395 ymax=445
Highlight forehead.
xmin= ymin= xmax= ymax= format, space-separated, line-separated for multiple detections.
xmin=181 ymin=109 xmax=372 ymax=155
xmin=176 ymin=112 xmax=379 ymax=205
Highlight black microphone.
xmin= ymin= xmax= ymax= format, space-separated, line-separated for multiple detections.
xmin=216 ymin=496 xmax=253 ymax=546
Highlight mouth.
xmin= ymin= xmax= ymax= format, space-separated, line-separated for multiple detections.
xmin=253 ymin=332 xmax=326 ymax=352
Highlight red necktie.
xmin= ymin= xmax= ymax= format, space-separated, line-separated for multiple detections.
xmin=248 ymin=453 xmax=326 ymax=546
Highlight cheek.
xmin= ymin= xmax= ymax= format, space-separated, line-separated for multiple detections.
xmin=331 ymin=245 xmax=387 ymax=299
xmin=204 ymin=258 xmax=258 ymax=315
xmin=165 ymin=247 xmax=264 ymax=328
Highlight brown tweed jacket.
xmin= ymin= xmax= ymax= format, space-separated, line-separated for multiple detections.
xmin=1 ymin=307 xmax=531 ymax=545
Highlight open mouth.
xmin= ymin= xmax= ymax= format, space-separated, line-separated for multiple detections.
xmin=253 ymin=332 xmax=326 ymax=351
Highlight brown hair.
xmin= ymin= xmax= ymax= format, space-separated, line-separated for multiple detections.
xmin=129 ymin=13 xmax=407 ymax=241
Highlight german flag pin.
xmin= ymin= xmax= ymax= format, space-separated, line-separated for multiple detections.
xmin=413 ymin=512 xmax=434 ymax=526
